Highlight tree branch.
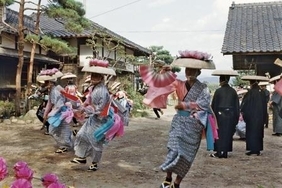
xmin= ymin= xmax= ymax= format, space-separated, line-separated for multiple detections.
xmin=24 ymin=7 xmax=43 ymax=11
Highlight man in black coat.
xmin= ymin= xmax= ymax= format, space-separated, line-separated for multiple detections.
xmin=211 ymin=73 xmax=240 ymax=158
xmin=241 ymin=77 xmax=268 ymax=156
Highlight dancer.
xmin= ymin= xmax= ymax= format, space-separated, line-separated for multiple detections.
xmin=61 ymin=72 xmax=80 ymax=126
xmin=70 ymin=59 xmax=117 ymax=171
xmin=141 ymin=50 xmax=216 ymax=188
xmin=39 ymin=68 xmax=74 ymax=154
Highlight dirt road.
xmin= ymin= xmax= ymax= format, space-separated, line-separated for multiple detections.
xmin=0 ymin=106 xmax=281 ymax=188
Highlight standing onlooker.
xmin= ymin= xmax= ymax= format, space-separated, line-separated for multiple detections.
xmin=210 ymin=70 xmax=240 ymax=158
xmin=141 ymin=50 xmax=216 ymax=188
xmin=70 ymin=60 xmax=116 ymax=171
xmin=241 ymin=75 xmax=268 ymax=156
xmin=259 ymin=82 xmax=270 ymax=128
xmin=269 ymin=75 xmax=282 ymax=136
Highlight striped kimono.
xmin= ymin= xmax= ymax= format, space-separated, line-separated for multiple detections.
xmin=47 ymin=85 xmax=73 ymax=150
xmin=74 ymin=82 xmax=110 ymax=163
xmin=160 ymin=80 xmax=211 ymax=178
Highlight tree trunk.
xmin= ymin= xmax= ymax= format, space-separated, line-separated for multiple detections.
xmin=26 ymin=0 xmax=41 ymax=111
xmin=15 ymin=0 xmax=25 ymax=116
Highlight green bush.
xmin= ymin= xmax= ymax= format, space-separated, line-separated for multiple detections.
xmin=0 ymin=101 xmax=15 ymax=118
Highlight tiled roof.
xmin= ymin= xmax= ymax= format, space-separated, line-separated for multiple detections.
xmin=222 ymin=1 xmax=282 ymax=54
xmin=37 ymin=14 xmax=151 ymax=56
xmin=4 ymin=8 xmax=35 ymax=33
xmin=2 ymin=7 xmax=151 ymax=56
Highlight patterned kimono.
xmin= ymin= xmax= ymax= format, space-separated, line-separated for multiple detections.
xmin=160 ymin=79 xmax=211 ymax=178
xmin=47 ymin=85 xmax=73 ymax=150
xmin=74 ymin=82 xmax=110 ymax=163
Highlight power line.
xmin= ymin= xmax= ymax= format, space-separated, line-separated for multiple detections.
xmin=88 ymin=0 xmax=143 ymax=19
xmin=113 ymin=30 xmax=224 ymax=33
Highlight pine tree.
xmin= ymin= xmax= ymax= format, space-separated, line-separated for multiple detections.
xmin=0 ymin=0 xmax=89 ymax=115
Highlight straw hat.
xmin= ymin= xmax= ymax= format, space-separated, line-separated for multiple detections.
xmin=61 ymin=72 xmax=77 ymax=80
xmin=36 ymin=68 xmax=63 ymax=82
xmin=274 ymin=58 xmax=282 ymax=67
xmin=241 ymin=75 xmax=269 ymax=81
xmin=211 ymin=70 xmax=239 ymax=76
xmin=258 ymin=81 xmax=269 ymax=86
xmin=84 ymin=75 xmax=91 ymax=83
xmin=171 ymin=58 xmax=216 ymax=69
xmin=171 ymin=50 xmax=216 ymax=70
xmin=269 ymin=74 xmax=282 ymax=83
xmin=82 ymin=59 xmax=116 ymax=76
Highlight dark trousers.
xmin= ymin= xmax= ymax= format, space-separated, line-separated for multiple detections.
xmin=153 ymin=108 xmax=162 ymax=118
xmin=36 ymin=102 xmax=50 ymax=132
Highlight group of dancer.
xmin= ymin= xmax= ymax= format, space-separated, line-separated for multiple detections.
xmin=139 ymin=50 xmax=281 ymax=188
xmin=32 ymin=49 xmax=282 ymax=188
xmin=35 ymin=60 xmax=131 ymax=171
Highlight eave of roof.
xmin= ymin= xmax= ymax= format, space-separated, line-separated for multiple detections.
xmin=222 ymin=1 xmax=282 ymax=54
xmin=0 ymin=47 xmax=60 ymax=64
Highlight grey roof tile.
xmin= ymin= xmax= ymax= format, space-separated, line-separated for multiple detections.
xmin=3 ymin=8 xmax=151 ymax=56
xmin=37 ymin=14 xmax=151 ymax=56
xmin=5 ymin=8 xmax=35 ymax=33
xmin=222 ymin=1 xmax=282 ymax=54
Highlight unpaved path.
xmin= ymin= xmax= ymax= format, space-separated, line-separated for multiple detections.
xmin=0 ymin=105 xmax=281 ymax=188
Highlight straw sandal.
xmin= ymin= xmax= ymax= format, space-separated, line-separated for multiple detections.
xmin=55 ymin=147 xmax=68 ymax=153
xmin=70 ymin=157 xmax=87 ymax=164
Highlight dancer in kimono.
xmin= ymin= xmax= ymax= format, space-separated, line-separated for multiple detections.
xmin=210 ymin=70 xmax=240 ymax=158
xmin=61 ymin=72 xmax=80 ymax=126
xmin=38 ymin=69 xmax=73 ymax=154
xmin=241 ymin=75 xmax=268 ymax=156
xmin=70 ymin=60 xmax=116 ymax=171
xmin=269 ymin=75 xmax=282 ymax=136
xmin=141 ymin=51 xmax=216 ymax=188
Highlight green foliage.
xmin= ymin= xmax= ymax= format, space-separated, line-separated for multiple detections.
xmin=0 ymin=101 xmax=15 ymax=118
xmin=40 ymin=35 xmax=76 ymax=54
xmin=25 ymin=34 xmax=40 ymax=43
xmin=46 ymin=0 xmax=90 ymax=33
xmin=149 ymin=46 xmax=174 ymax=64
xmin=171 ymin=66 xmax=181 ymax=73
xmin=0 ymin=0 xmax=15 ymax=6
xmin=232 ymin=70 xmax=255 ymax=87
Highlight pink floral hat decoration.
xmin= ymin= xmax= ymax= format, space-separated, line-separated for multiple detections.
xmin=171 ymin=50 xmax=216 ymax=69
xmin=36 ymin=68 xmax=63 ymax=82
xmin=82 ymin=59 xmax=116 ymax=76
